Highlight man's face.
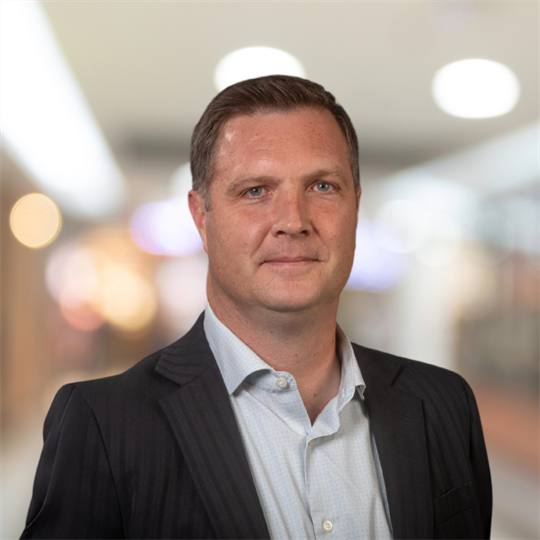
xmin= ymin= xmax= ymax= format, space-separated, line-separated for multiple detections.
xmin=189 ymin=107 xmax=361 ymax=314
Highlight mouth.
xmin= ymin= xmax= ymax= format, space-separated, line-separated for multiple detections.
xmin=264 ymin=258 xmax=318 ymax=266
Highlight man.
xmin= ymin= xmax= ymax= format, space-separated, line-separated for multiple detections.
xmin=21 ymin=75 xmax=492 ymax=540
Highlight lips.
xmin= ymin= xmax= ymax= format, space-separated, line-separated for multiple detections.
xmin=266 ymin=257 xmax=315 ymax=263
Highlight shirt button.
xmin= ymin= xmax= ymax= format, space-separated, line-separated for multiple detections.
xmin=275 ymin=377 xmax=288 ymax=389
xmin=322 ymin=520 xmax=333 ymax=532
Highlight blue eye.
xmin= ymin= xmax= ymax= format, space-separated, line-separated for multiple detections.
xmin=315 ymin=182 xmax=332 ymax=192
xmin=247 ymin=187 xmax=264 ymax=197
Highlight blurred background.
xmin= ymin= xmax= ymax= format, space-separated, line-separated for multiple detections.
xmin=1 ymin=1 xmax=538 ymax=538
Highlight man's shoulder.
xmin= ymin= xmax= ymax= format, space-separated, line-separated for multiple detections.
xmin=351 ymin=342 xmax=470 ymax=396
xmin=39 ymin=346 xmax=193 ymax=471
xmin=56 ymin=347 xmax=177 ymax=413
xmin=351 ymin=342 xmax=476 ymax=432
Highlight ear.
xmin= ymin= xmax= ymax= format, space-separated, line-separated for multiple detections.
xmin=355 ymin=187 xmax=362 ymax=223
xmin=188 ymin=190 xmax=208 ymax=253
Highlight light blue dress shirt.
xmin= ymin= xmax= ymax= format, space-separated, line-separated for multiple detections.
xmin=204 ymin=303 xmax=393 ymax=540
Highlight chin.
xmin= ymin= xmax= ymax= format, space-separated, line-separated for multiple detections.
xmin=255 ymin=290 xmax=329 ymax=314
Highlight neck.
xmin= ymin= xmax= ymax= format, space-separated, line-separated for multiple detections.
xmin=207 ymin=283 xmax=342 ymax=424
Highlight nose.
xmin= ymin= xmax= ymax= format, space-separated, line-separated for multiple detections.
xmin=271 ymin=188 xmax=312 ymax=237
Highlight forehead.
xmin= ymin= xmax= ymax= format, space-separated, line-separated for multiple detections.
xmin=213 ymin=108 xmax=351 ymax=179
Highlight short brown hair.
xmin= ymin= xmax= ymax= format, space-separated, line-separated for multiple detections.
xmin=190 ymin=75 xmax=359 ymax=210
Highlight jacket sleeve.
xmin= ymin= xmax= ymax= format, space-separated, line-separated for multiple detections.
xmin=459 ymin=376 xmax=493 ymax=539
xmin=20 ymin=384 xmax=125 ymax=539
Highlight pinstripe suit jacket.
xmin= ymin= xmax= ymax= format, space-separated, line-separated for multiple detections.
xmin=21 ymin=312 xmax=492 ymax=540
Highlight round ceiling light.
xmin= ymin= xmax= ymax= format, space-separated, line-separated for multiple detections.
xmin=432 ymin=59 xmax=520 ymax=118
xmin=214 ymin=47 xmax=305 ymax=91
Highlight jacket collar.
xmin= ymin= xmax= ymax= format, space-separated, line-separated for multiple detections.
xmin=155 ymin=312 xmax=214 ymax=386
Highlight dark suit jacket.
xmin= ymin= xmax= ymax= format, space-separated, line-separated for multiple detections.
xmin=21 ymin=312 xmax=492 ymax=539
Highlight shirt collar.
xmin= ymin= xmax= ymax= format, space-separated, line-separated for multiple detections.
xmin=203 ymin=302 xmax=365 ymax=399
xmin=336 ymin=322 xmax=366 ymax=402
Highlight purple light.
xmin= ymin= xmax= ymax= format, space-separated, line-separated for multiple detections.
xmin=346 ymin=220 xmax=409 ymax=292
xmin=130 ymin=198 xmax=203 ymax=256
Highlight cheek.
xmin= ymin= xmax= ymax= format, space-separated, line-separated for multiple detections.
xmin=326 ymin=219 xmax=357 ymax=267
xmin=324 ymin=212 xmax=356 ymax=243
xmin=207 ymin=211 xmax=267 ymax=258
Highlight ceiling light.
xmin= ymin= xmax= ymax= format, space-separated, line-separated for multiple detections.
xmin=433 ymin=59 xmax=520 ymax=118
xmin=1 ymin=2 xmax=125 ymax=219
xmin=214 ymin=47 xmax=305 ymax=91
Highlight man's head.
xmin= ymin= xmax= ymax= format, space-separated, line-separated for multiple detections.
xmin=188 ymin=75 xmax=361 ymax=316
xmin=190 ymin=75 xmax=359 ymax=211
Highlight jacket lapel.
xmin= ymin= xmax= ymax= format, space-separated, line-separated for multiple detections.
xmin=155 ymin=313 xmax=270 ymax=540
xmin=353 ymin=343 xmax=433 ymax=540
xmin=155 ymin=315 xmax=432 ymax=539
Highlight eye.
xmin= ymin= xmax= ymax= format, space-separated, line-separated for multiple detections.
xmin=246 ymin=186 xmax=265 ymax=197
xmin=314 ymin=182 xmax=333 ymax=193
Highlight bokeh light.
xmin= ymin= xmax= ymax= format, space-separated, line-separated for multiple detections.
xmin=346 ymin=220 xmax=409 ymax=292
xmin=415 ymin=212 xmax=462 ymax=267
xmin=156 ymin=254 xmax=208 ymax=333
xmin=97 ymin=264 xmax=157 ymax=333
xmin=376 ymin=198 xmax=463 ymax=267
xmin=45 ymin=231 xmax=159 ymax=333
xmin=46 ymin=243 xmax=99 ymax=307
xmin=383 ymin=174 xmax=476 ymax=223
xmin=214 ymin=47 xmax=305 ymax=91
xmin=59 ymin=301 xmax=104 ymax=332
xmin=375 ymin=199 xmax=430 ymax=253
xmin=433 ymin=59 xmax=520 ymax=118
xmin=10 ymin=193 xmax=62 ymax=249
xmin=130 ymin=198 xmax=203 ymax=256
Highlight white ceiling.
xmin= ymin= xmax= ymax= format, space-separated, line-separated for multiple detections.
xmin=42 ymin=1 xmax=538 ymax=167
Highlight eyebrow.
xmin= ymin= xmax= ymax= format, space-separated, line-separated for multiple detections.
xmin=225 ymin=168 xmax=351 ymax=196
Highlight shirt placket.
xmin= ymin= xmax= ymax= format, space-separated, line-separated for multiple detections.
xmin=303 ymin=387 xmax=356 ymax=539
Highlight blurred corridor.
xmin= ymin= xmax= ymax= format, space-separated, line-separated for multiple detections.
xmin=2 ymin=1 xmax=538 ymax=538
